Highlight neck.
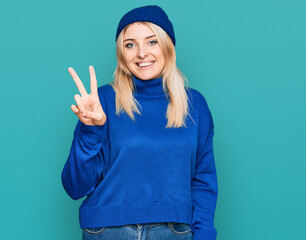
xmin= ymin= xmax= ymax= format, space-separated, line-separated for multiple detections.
xmin=132 ymin=75 xmax=167 ymax=97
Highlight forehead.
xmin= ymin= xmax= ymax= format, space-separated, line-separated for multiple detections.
xmin=124 ymin=22 xmax=154 ymax=39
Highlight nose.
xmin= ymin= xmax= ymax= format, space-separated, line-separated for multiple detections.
xmin=137 ymin=45 xmax=148 ymax=58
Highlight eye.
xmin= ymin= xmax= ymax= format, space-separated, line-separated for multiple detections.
xmin=148 ymin=40 xmax=157 ymax=46
xmin=125 ymin=43 xmax=135 ymax=48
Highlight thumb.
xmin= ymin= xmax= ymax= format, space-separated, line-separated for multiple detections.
xmin=83 ymin=111 xmax=106 ymax=124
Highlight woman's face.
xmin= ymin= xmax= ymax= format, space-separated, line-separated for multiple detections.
xmin=123 ymin=22 xmax=165 ymax=80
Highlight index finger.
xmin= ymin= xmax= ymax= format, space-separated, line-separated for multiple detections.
xmin=89 ymin=65 xmax=98 ymax=95
xmin=68 ymin=67 xmax=88 ymax=97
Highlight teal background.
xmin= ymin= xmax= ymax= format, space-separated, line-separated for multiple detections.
xmin=0 ymin=0 xmax=305 ymax=239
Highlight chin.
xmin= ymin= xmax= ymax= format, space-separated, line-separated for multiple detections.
xmin=133 ymin=72 xmax=161 ymax=80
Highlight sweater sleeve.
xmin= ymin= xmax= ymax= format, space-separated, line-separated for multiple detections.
xmin=61 ymin=88 xmax=110 ymax=200
xmin=191 ymin=93 xmax=218 ymax=240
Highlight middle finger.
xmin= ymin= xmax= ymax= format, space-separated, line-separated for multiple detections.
xmin=89 ymin=66 xmax=98 ymax=95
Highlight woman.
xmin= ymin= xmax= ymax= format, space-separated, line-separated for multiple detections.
xmin=61 ymin=5 xmax=218 ymax=240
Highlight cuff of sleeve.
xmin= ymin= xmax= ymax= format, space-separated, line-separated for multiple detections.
xmin=192 ymin=227 xmax=217 ymax=240
xmin=78 ymin=123 xmax=105 ymax=145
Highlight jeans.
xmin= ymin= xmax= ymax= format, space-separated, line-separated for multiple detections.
xmin=82 ymin=222 xmax=194 ymax=240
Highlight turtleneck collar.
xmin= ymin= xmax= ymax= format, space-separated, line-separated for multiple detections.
xmin=132 ymin=75 xmax=168 ymax=98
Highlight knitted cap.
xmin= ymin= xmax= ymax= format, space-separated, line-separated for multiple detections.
xmin=115 ymin=5 xmax=176 ymax=46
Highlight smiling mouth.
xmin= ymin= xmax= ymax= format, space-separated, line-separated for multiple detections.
xmin=136 ymin=61 xmax=155 ymax=68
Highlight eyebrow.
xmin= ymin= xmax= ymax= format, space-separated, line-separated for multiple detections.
xmin=123 ymin=35 xmax=156 ymax=42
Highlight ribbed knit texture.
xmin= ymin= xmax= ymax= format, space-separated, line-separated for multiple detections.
xmin=116 ymin=5 xmax=176 ymax=46
xmin=61 ymin=75 xmax=218 ymax=240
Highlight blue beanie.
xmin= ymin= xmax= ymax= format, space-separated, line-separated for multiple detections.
xmin=115 ymin=5 xmax=176 ymax=46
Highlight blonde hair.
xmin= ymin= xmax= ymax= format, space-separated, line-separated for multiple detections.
xmin=110 ymin=21 xmax=193 ymax=128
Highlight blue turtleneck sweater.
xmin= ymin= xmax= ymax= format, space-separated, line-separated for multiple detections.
xmin=61 ymin=75 xmax=218 ymax=240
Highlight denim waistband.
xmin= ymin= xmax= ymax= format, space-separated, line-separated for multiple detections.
xmin=124 ymin=222 xmax=169 ymax=228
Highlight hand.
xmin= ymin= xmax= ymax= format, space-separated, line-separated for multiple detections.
xmin=68 ymin=66 xmax=106 ymax=126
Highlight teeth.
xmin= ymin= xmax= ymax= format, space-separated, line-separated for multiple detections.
xmin=138 ymin=62 xmax=153 ymax=67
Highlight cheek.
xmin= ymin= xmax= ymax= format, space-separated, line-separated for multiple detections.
xmin=123 ymin=51 xmax=136 ymax=65
xmin=154 ymin=49 xmax=165 ymax=63
xmin=156 ymin=53 xmax=165 ymax=65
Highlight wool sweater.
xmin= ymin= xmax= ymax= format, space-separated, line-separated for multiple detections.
xmin=61 ymin=75 xmax=218 ymax=240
